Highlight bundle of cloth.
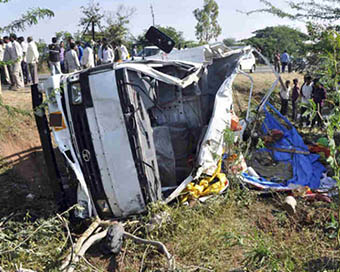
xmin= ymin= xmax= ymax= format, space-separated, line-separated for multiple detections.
xmin=241 ymin=103 xmax=325 ymax=191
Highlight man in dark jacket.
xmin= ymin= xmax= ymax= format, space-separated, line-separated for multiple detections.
xmin=311 ymin=78 xmax=326 ymax=128
xmin=48 ymin=37 xmax=61 ymax=75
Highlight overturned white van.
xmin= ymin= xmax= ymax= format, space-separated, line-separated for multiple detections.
xmin=32 ymin=46 xmax=251 ymax=219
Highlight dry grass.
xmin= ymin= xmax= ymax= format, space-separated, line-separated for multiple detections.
xmin=233 ymin=72 xmax=305 ymax=117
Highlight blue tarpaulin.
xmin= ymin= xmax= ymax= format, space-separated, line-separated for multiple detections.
xmin=241 ymin=103 xmax=325 ymax=190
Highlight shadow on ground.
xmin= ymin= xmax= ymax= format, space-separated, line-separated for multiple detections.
xmin=304 ymin=257 xmax=340 ymax=272
xmin=0 ymin=146 xmax=63 ymax=220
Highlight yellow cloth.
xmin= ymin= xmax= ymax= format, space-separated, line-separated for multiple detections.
xmin=181 ymin=159 xmax=228 ymax=203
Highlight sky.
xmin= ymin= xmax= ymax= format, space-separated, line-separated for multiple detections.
xmin=0 ymin=0 xmax=306 ymax=43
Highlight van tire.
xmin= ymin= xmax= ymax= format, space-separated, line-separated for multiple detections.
xmin=250 ymin=65 xmax=256 ymax=73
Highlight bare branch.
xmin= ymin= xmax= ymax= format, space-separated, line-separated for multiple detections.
xmin=241 ymin=0 xmax=340 ymax=22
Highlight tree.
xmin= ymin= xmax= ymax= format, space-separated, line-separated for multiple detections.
xmin=79 ymin=0 xmax=104 ymax=42
xmin=157 ymin=26 xmax=186 ymax=47
xmin=104 ymin=4 xmax=136 ymax=44
xmin=223 ymin=38 xmax=237 ymax=47
xmin=0 ymin=7 xmax=54 ymax=34
xmin=193 ymin=0 xmax=222 ymax=43
xmin=79 ymin=1 xmax=104 ymax=29
xmin=55 ymin=31 xmax=73 ymax=44
xmin=242 ymin=25 xmax=308 ymax=60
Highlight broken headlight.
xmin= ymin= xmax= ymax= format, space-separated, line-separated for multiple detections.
xmin=71 ymin=83 xmax=82 ymax=105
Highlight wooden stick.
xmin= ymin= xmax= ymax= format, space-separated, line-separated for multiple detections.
xmin=60 ymin=217 xmax=101 ymax=271
xmin=268 ymin=146 xmax=310 ymax=155
xmin=123 ymin=232 xmax=175 ymax=270
xmin=65 ymin=230 xmax=108 ymax=272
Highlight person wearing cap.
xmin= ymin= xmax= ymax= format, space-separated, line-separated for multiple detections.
xmin=76 ymin=41 xmax=84 ymax=62
xmin=26 ymin=36 xmax=39 ymax=85
xmin=311 ymin=78 xmax=326 ymax=128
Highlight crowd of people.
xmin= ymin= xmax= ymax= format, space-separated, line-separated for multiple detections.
xmin=279 ymin=75 xmax=327 ymax=128
xmin=0 ymin=34 xmax=39 ymax=91
xmin=47 ymin=37 xmax=131 ymax=75
xmin=0 ymin=34 xmax=134 ymax=90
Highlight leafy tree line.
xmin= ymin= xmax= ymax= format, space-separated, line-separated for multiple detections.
xmin=242 ymin=25 xmax=309 ymax=61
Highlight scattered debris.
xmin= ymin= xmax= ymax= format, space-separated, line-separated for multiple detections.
xmin=283 ymin=196 xmax=297 ymax=215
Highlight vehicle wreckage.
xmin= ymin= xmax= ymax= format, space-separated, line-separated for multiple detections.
xmin=32 ymin=30 xmax=335 ymax=221
xmin=32 ymin=41 xmax=254 ymax=219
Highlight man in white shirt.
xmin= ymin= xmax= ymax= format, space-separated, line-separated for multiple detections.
xmin=81 ymin=43 xmax=94 ymax=69
xmin=3 ymin=36 xmax=13 ymax=86
xmin=0 ymin=39 xmax=11 ymax=86
xmin=65 ymin=43 xmax=81 ymax=73
xmin=18 ymin=36 xmax=30 ymax=84
xmin=300 ymin=75 xmax=313 ymax=126
xmin=102 ymin=43 xmax=114 ymax=64
xmin=280 ymin=80 xmax=291 ymax=116
xmin=119 ymin=41 xmax=129 ymax=61
xmin=26 ymin=36 xmax=40 ymax=84
xmin=9 ymin=33 xmax=24 ymax=90
xmin=97 ymin=40 xmax=103 ymax=65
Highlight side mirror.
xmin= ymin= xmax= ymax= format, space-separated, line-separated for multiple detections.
xmin=145 ymin=26 xmax=175 ymax=54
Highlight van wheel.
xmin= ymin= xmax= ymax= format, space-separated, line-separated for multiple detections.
xmin=239 ymin=65 xmax=242 ymax=70
xmin=250 ymin=65 xmax=256 ymax=73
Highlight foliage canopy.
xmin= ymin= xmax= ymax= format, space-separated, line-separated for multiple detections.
xmin=193 ymin=0 xmax=222 ymax=43
xmin=242 ymin=25 xmax=308 ymax=60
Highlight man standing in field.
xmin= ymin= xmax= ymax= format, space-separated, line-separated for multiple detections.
xmin=9 ymin=33 xmax=24 ymax=90
xmin=291 ymin=78 xmax=300 ymax=121
xmin=300 ymin=75 xmax=313 ymax=127
xmin=64 ymin=43 xmax=81 ymax=73
xmin=311 ymin=78 xmax=326 ymax=128
xmin=280 ymin=80 xmax=291 ymax=116
xmin=273 ymin=51 xmax=280 ymax=73
xmin=0 ymin=39 xmax=11 ymax=86
xmin=48 ymin=37 xmax=61 ymax=75
xmin=26 ymin=36 xmax=39 ymax=85
xmin=81 ymin=43 xmax=94 ymax=69
xmin=18 ymin=36 xmax=30 ymax=85
xmin=280 ymin=50 xmax=290 ymax=73
xmin=3 ymin=36 xmax=13 ymax=87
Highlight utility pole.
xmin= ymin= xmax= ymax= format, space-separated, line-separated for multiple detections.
xmin=91 ymin=17 xmax=95 ymax=41
xmin=91 ymin=17 xmax=96 ymax=63
xmin=150 ymin=4 xmax=155 ymax=26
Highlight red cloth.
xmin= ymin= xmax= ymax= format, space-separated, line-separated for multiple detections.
xmin=308 ymin=144 xmax=330 ymax=158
